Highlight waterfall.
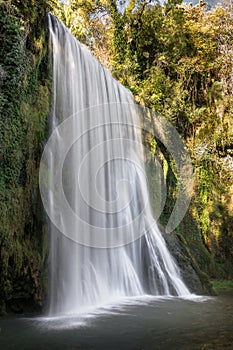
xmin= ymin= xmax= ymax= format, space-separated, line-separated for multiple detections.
xmin=42 ymin=13 xmax=190 ymax=316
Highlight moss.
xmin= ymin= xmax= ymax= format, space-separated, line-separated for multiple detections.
xmin=176 ymin=233 xmax=216 ymax=295
xmin=211 ymin=280 xmax=233 ymax=295
xmin=0 ymin=1 xmax=51 ymax=313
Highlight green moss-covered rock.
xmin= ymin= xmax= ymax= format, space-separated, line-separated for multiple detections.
xmin=0 ymin=1 xmax=50 ymax=314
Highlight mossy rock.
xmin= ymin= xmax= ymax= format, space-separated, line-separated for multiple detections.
xmin=161 ymin=226 xmax=215 ymax=295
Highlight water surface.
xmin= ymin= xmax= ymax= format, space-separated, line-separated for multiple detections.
xmin=0 ymin=295 xmax=232 ymax=350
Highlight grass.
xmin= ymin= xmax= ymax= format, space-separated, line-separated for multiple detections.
xmin=211 ymin=280 xmax=233 ymax=294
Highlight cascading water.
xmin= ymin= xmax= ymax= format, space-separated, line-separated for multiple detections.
xmin=43 ymin=13 xmax=190 ymax=316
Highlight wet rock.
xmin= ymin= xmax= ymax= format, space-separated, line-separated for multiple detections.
xmin=162 ymin=229 xmax=215 ymax=295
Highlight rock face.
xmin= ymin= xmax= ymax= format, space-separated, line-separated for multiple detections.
xmin=162 ymin=229 xmax=214 ymax=295
xmin=0 ymin=2 xmax=49 ymax=315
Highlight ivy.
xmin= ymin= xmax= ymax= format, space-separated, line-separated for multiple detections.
xmin=0 ymin=1 xmax=50 ymax=312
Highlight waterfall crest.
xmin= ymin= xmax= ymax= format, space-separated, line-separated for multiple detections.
xmin=45 ymin=13 xmax=190 ymax=315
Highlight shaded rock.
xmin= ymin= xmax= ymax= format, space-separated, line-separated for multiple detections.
xmin=161 ymin=228 xmax=215 ymax=295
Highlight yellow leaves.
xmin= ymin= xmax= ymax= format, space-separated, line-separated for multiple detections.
xmin=69 ymin=8 xmax=86 ymax=35
xmin=143 ymin=51 xmax=149 ymax=58
xmin=185 ymin=2 xmax=233 ymax=42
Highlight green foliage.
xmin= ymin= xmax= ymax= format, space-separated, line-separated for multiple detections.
xmin=0 ymin=1 xmax=50 ymax=311
xmin=212 ymin=279 xmax=233 ymax=294
xmin=50 ymin=0 xmax=113 ymax=66
xmin=107 ymin=0 xmax=233 ymax=277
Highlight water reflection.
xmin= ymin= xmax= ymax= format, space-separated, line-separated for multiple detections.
xmin=0 ymin=295 xmax=232 ymax=350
